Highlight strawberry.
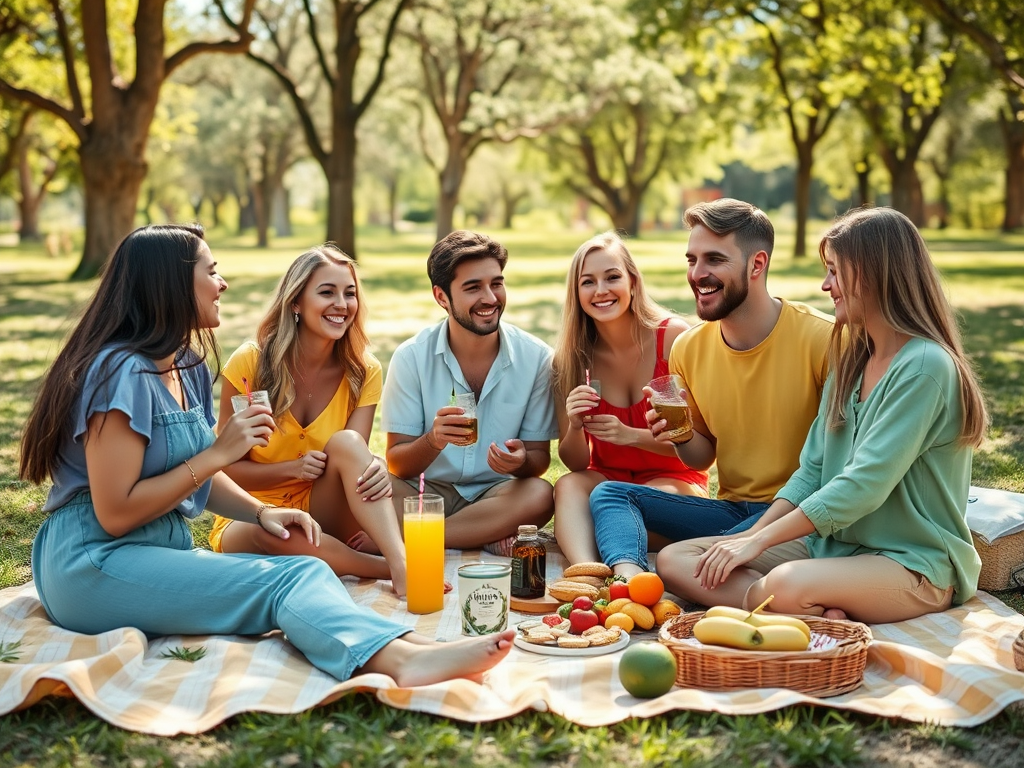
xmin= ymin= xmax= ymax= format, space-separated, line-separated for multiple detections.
xmin=542 ymin=614 xmax=563 ymax=628
xmin=569 ymin=608 xmax=599 ymax=635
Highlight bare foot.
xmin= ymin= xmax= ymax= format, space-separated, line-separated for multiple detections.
xmin=347 ymin=530 xmax=383 ymax=555
xmin=443 ymin=580 xmax=453 ymax=595
xmin=388 ymin=560 xmax=408 ymax=598
xmin=822 ymin=608 xmax=848 ymax=620
xmin=613 ymin=563 xmax=645 ymax=579
xmin=363 ymin=630 xmax=516 ymax=687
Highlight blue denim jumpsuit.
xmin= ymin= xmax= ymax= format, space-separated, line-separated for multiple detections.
xmin=32 ymin=349 xmax=409 ymax=681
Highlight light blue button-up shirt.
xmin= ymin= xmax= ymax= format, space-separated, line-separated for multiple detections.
xmin=380 ymin=319 xmax=558 ymax=501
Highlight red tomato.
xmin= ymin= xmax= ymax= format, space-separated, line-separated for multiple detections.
xmin=609 ymin=582 xmax=630 ymax=601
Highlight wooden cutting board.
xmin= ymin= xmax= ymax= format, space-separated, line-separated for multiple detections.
xmin=510 ymin=591 xmax=562 ymax=614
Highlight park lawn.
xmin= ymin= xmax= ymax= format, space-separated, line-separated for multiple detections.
xmin=2 ymin=224 xmax=1024 ymax=766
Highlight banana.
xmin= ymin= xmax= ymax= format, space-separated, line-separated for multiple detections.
xmin=704 ymin=605 xmax=812 ymax=641
xmin=692 ymin=616 xmax=762 ymax=650
xmin=692 ymin=616 xmax=810 ymax=652
xmin=756 ymin=625 xmax=810 ymax=652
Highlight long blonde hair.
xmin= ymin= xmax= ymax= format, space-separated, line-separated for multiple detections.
xmin=819 ymin=207 xmax=988 ymax=446
xmin=254 ymin=245 xmax=370 ymax=420
xmin=552 ymin=232 xmax=672 ymax=401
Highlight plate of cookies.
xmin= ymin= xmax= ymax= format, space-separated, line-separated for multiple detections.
xmin=514 ymin=619 xmax=630 ymax=657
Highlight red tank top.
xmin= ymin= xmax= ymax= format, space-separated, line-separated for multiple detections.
xmin=586 ymin=319 xmax=708 ymax=489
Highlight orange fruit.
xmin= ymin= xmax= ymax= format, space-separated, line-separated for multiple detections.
xmin=652 ymin=599 xmax=682 ymax=626
xmin=627 ymin=572 xmax=665 ymax=607
xmin=618 ymin=642 xmax=677 ymax=698
xmin=620 ymin=601 xmax=655 ymax=631
xmin=604 ymin=612 xmax=635 ymax=633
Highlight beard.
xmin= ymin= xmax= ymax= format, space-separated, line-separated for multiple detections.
xmin=693 ymin=271 xmax=749 ymax=322
xmin=451 ymin=301 xmax=503 ymax=336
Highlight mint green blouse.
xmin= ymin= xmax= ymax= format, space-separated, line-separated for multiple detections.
xmin=776 ymin=337 xmax=981 ymax=604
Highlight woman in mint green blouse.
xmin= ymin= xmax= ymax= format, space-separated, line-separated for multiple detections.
xmin=658 ymin=208 xmax=988 ymax=623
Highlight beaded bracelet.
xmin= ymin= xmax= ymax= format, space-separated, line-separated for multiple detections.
xmin=182 ymin=459 xmax=201 ymax=491
xmin=255 ymin=503 xmax=273 ymax=530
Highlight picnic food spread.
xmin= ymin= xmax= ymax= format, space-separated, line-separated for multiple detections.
xmin=516 ymin=563 xmax=686 ymax=652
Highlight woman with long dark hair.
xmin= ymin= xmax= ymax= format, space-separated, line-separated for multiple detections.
xmin=20 ymin=224 xmax=514 ymax=685
xmin=658 ymin=208 xmax=988 ymax=623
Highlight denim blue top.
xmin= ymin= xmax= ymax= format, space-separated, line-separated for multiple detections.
xmin=380 ymin=320 xmax=558 ymax=501
xmin=44 ymin=346 xmax=216 ymax=517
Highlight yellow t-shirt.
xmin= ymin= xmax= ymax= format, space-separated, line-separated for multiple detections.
xmin=208 ymin=341 xmax=383 ymax=551
xmin=669 ymin=299 xmax=833 ymax=503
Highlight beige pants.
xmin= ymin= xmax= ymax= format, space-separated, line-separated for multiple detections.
xmin=676 ymin=536 xmax=954 ymax=624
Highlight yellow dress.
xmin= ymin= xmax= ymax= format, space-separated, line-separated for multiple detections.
xmin=208 ymin=342 xmax=382 ymax=551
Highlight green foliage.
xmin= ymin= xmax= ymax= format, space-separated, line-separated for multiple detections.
xmin=0 ymin=640 xmax=22 ymax=663
xmin=160 ymin=646 xmax=208 ymax=663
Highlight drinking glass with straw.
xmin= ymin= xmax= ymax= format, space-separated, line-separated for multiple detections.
xmin=404 ymin=473 xmax=445 ymax=613
xmin=231 ymin=377 xmax=271 ymax=414
xmin=585 ymin=368 xmax=601 ymax=406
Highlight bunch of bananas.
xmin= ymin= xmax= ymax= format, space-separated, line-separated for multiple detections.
xmin=692 ymin=596 xmax=811 ymax=652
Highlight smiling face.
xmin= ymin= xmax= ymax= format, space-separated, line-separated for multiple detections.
xmin=435 ymin=257 xmax=505 ymax=336
xmin=821 ymin=247 xmax=866 ymax=327
xmin=292 ymin=262 xmax=358 ymax=342
xmin=193 ymin=242 xmax=227 ymax=329
xmin=685 ymin=225 xmax=750 ymax=321
xmin=577 ymin=247 xmax=632 ymax=323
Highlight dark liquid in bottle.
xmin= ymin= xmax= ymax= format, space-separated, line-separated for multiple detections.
xmin=511 ymin=538 xmax=546 ymax=599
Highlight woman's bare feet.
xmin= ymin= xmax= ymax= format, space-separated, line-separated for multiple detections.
xmin=822 ymin=608 xmax=848 ymax=620
xmin=613 ymin=563 xmax=645 ymax=579
xmin=360 ymin=630 xmax=517 ymax=687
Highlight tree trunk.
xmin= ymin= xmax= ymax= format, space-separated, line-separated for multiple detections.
xmin=73 ymin=144 xmax=148 ymax=280
xmin=1001 ymin=91 xmax=1024 ymax=231
xmin=435 ymin=149 xmax=467 ymax=241
xmin=793 ymin=144 xmax=813 ymax=258
xmin=387 ymin=175 xmax=398 ymax=234
xmin=237 ymin=186 xmax=257 ymax=232
xmin=887 ymin=160 xmax=925 ymax=226
xmin=326 ymin=118 xmax=358 ymax=257
xmin=253 ymin=180 xmax=269 ymax=247
xmin=16 ymin=144 xmax=42 ymax=241
xmin=272 ymin=185 xmax=292 ymax=237
xmin=210 ymin=194 xmax=224 ymax=229
xmin=856 ymin=156 xmax=872 ymax=208
xmin=610 ymin=192 xmax=642 ymax=237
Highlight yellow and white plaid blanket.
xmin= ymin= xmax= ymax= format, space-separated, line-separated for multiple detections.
xmin=2 ymin=548 xmax=1023 ymax=735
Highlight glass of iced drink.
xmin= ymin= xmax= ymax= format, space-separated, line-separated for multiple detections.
xmin=451 ymin=392 xmax=478 ymax=446
xmin=648 ymin=374 xmax=693 ymax=443
xmin=230 ymin=389 xmax=271 ymax=414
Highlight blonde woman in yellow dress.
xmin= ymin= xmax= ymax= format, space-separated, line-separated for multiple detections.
xmin=208 ymin=245 xmax=408 ymax=596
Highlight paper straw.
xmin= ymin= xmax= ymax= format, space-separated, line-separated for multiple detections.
xmin=585 ymin=368 xmax=590 ymax=386
xmin=242 ymin=376 xmax=252 ymax=405
xmin=418 ymin=472 xmax=425 ymax=514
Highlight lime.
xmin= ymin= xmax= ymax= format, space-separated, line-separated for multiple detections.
xmin=618 ymin=642 xmax=677 ymax=698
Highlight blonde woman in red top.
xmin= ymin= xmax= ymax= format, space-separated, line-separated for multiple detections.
xmin=552 ymin=232 xmax=708 ymax=564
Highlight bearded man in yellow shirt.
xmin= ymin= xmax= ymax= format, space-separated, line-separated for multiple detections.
xmin=589 ymin=199 xmax=834 ymax=578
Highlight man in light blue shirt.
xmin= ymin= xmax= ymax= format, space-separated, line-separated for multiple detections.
xmin=381 ymin=230 xmax=558 ymax=553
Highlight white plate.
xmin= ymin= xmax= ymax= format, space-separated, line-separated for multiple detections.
xmin=514 ymin=629 xmax=630 ymax=657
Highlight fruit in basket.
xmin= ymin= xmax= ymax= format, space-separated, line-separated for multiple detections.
xmin=604 ymin=612 xmax=635 ymax=633
xmin=620 ymin=601 xmax=656 ymax=631
xmin=618 ymin=643 xmax=677 ymax=698
xmin=569 ymin=608 xmax=600 ymax=634
xmin=651 ymin=599 xmax=681 ymax=626
xmin=704 ymin=605 xmax=811 ymax=641
xmin=692 ymin=616 xmax=809 ymax=652
xmin=627 ymin=572 xmax=665 ymax=607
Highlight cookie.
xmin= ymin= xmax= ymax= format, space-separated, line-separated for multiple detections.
xmin=585 ymin=630 xmax=619 ymax=647
xmin=523 ymin=630 xmax=556 ymax=644
xmin=556 ymin=636 xmax=590 ymax=649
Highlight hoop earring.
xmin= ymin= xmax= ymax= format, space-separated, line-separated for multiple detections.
xmin=294 ymin=312 xmax=299 ymax=324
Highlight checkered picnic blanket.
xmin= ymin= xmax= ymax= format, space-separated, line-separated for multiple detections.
xmin=2 ymin=547 xmax=1024 ymax=735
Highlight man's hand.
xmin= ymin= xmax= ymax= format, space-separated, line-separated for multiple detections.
xmin=487 ymin=439 xmax=527 ymax=474
xmin=426 ymin=405 xmax=475 ymax=449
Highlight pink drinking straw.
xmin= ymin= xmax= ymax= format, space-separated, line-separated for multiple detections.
xmin=242 ymin=376 xmax=253 ymax=405
xmin=418 ymin=472 xmax=425 ymax=514
xmin=585 ymin=368 xmax=590 ymax=386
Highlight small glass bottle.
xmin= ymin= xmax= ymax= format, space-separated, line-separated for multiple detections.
xmin=510 ymin=524 xmax=546 ymax=599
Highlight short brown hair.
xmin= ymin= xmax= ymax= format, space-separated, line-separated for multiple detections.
xmin=427 ymin=230 xmax=509 ymax=297
xmin=684 ymin=199 xmax=774 ymax=261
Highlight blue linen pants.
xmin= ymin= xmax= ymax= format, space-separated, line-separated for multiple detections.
xmin=590 ymin=481 xmax=769 ymax=571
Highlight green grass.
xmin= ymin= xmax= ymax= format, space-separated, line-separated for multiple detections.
xmin=2 ymin=222 xmax=1024 ymax=766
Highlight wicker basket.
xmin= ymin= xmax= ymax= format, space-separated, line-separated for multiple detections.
xmin=971 ymin=530 xmax=1024 ymax=592
xmin=1013 ymin=630 xmax=1024 ymax=672
xmin=659 ymin=611 xmax=872 ymax=698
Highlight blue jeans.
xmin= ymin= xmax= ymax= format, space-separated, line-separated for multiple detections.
xmin=32 ymin=403 xmax=409 ymax=682
xmin=590 ymin=482 xmax=769 ymax=571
